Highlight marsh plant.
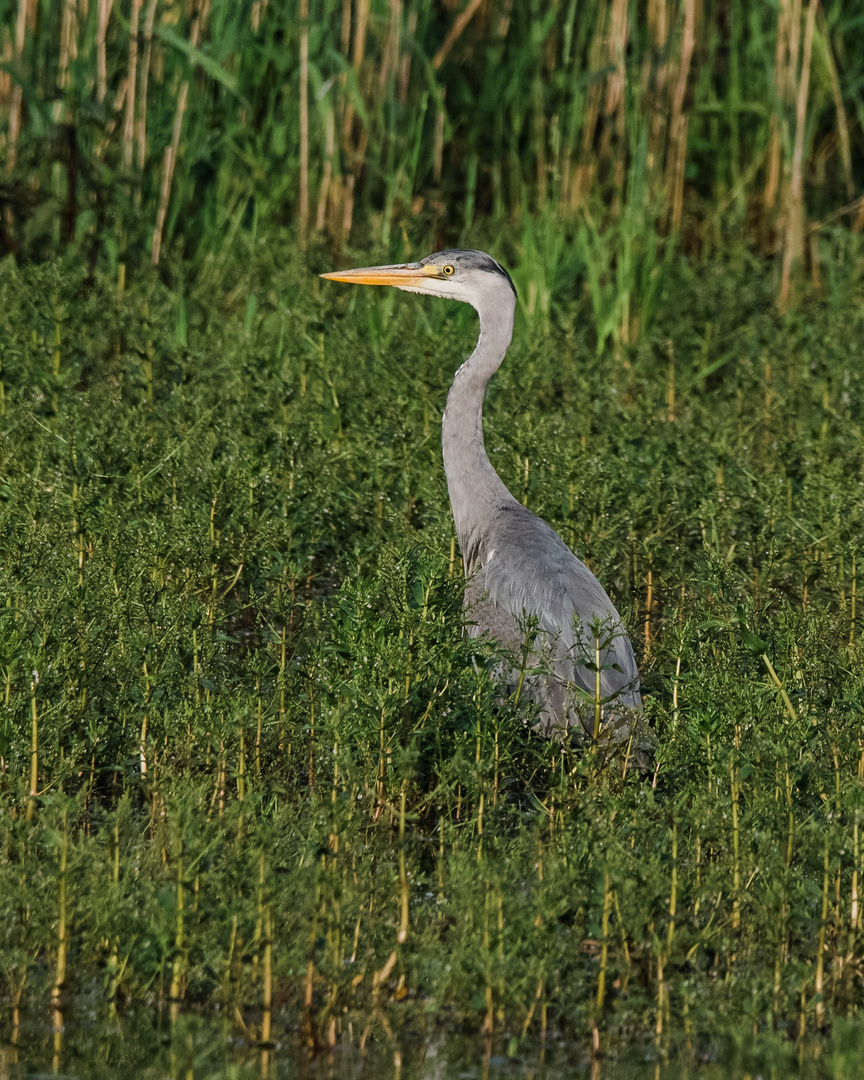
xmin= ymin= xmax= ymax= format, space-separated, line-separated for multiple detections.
xmin=1 ymin=0 xmax=863 ymax=323
xmin=0 ymin=241 xmax=863 ymax=1064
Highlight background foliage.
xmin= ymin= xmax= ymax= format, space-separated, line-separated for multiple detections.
xmin=1 ymin=0 xmax=863 ymax=325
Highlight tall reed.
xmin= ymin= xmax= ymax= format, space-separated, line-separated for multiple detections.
xmin=0 ymin=0 xmax=860 ymax=321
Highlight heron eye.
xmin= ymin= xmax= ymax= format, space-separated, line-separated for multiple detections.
xmin=443 ymin=265 xmax=454 ymax=276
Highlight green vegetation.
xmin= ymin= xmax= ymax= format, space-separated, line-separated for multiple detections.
xmin=1 ymin=240 xmax=863 ymax=1071
xmin=3 ymin=0 xmax=864 ymax=1071
xmin=14 ymin=1016 xmax=864 ymax=1080
xmin=2 ymin=0 xmax=863 ymax=318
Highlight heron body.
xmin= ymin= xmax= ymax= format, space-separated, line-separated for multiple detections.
xmin=322 ymin=249 xmax=644 ymax=751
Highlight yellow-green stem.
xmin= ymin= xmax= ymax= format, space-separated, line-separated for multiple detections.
xmin=51 ymin=809 xmax=68 ymax=1006
xmin=27 ymin=679 xmax=38 ymax=822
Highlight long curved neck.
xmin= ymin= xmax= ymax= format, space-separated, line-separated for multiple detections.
xmin=442 ymin=295 xmax=518 ymax=569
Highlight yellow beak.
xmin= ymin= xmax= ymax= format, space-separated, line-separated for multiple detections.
xmin=320 ymin=262 xmax=442 ymax=288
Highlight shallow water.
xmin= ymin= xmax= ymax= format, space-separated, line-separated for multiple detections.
xmin=0 ymin=1012 xmax=853 ymax=1080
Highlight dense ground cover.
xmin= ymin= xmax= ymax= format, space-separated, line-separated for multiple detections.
xmin=1 ymin=233 xmax=864 ymax=1071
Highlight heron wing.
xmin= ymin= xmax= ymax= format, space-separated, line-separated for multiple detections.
xmin=467 ymin=502 xmax=641 ymax=736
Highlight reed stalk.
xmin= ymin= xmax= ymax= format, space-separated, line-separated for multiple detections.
xmin=644 ymin=565 xmax=654 ymax=651
xmin=54 ymin=0 xmax=77 ymax=124
xmin=814 ymin=838 xmax=829 ymax=1028
xmin=123 ymin=0 xmax=141 ymax=170
xmin=26 ymin=675 xmax=38 ymax=822
xmin=136 ymin=0 xmax=158 ymax=174
xmin=261 ymin=897 xmax=272 ymax=1043
xmin=298 ymin=0 xmax=309 ymax=247
xmin=595 ymin=871 xmax=612 ymax=1017
xmin=761 ymin=653 xmax=798 ymax=723
xmin=140 ymin=660 xmax=150 ymax=777
xmin=431 ymin=0 xmax=484 ymax=72
xmin=315 ymin=106 xmax=335 ymax=233
xmin=152 ymin=3 xmax=208 ymax=265
xmin=730 ymin=758 xmax=741 ymax=932
xmin=817 ymin=11 xmax=854 ymax=202
xmin=168 ymin=827 xmax=185 ymax=1016
xmin=5 ymin=0 xmax=28 ymax=178
xmin=237 ymin=721 xmax=245 ymax=801
xmin=51 ymin=808 xmax=68 ymax=1007
xmin=0 ymin=0 xmax=859 ymax=305
xmin=397 ymin=783 xmax=409 ymax=943
xmin=96 ymin=0 xmax=113 ymax=105
xmin=664 ymin=0 xmax=696 ymax=232
xmin=778 ymin=0 xmax=818 ymax=311
xmin=482 ymin=886 xmax=493 ymax=1033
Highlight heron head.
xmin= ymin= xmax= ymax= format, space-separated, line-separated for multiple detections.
xmin=320 ymin=249 xmax=516 ymax=308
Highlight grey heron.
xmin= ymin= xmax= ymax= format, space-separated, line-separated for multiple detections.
xmin=322 ymin=249 xmax=646 ymax=757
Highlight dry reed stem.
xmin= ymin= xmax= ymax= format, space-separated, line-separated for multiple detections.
xmin=571 ymin=0 xmax=628 ymax=211
xmin=51 ymin=810 xmax=68 ymax=1007
xmin=250 ymin=0 xmax=268 ymax=33
xmin=340 ymin=0 xmax=351 ymax=56
xmin=603 ymin=0 xmax=629 ymax=122
xmin=397 ymin=785 xmax=410 ymax=942
xmin=315 ymin=107 xmax=335 ymax=232
xmin=817 ymin=12 xmax=853 ymax=201
xmin=764 ymin=3 xmax=788 ymax=215
xmin=298 ymin=0 xmax=309 ymax=246
xmin=352 ymin=0 xmax=368 ymax=68
xmin=398 ymin=6 xmax=415 ymax=102
xmin=0 ymin=0 xmax=859 ymax=284
xmin=644 ymin=0 xmax=669 ymax=174
xmin=665 ymin=0 xmax=695 ymax=232
xmin=5 ymin=0 xmax=31 ymax=167
xmin=805 ymin=195 xmax=864 ymax=239
xmin=432 ymin=0 xmax=485 ymax=72
xmin=433 ymin=91 xmax=445 ymax=183
xmin=603 ymin=0 xmax=629 ymax=206
xmin=787 ymin=0 xmax=802 ymax=97
xmin=96 ymin=0 xmax=113 ymax=104
xmin=378 ymin=0 xmax=401 ymax=93
xmin=764 ymin=111 xmax=781 ymax=213
xmin=0 ymin=26 xmax=12 ymax=115
xmin=55 ymin=0 xmax=79 ymax=123
xmin=336 ymin=0 xmax=368 ymax=240
xmin=152 ymin=2 xmax=208 ymax=265
xmin=318 ymin=0 xmax=351 ymax=236
xmin=136 ymin=0 xmax=159 ymax=174
xmin=123 ymin=0 xmax=141 ymax=169
xmin=778 ymin=0 xmax=817 ymax=311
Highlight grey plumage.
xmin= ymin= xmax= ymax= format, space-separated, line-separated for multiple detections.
xmin=322 ymin=249 xmax=646 ymax=754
